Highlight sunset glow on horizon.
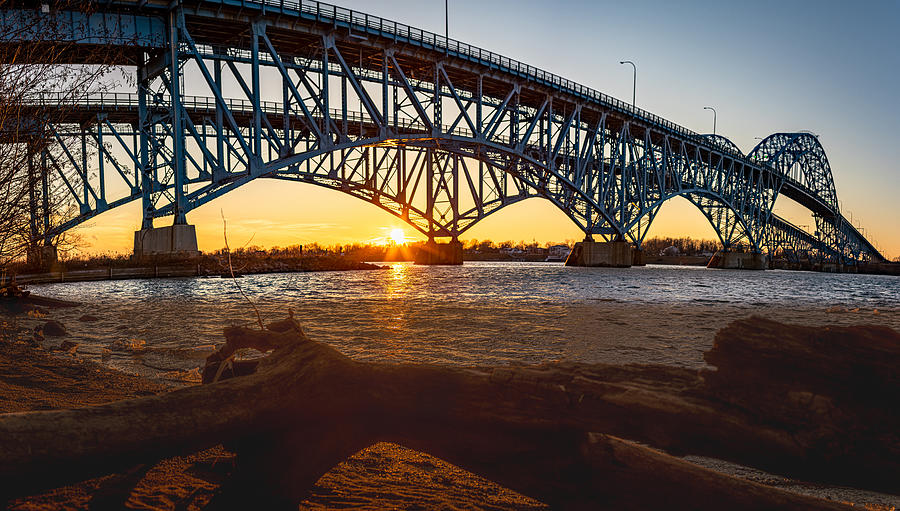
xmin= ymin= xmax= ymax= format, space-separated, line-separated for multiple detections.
xmin=70 ymin=175 xmax=897 ymax=259
xmin=389 ymin=229 xmax=408 ymax=246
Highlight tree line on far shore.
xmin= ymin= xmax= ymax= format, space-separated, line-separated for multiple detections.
xmin=11 ymin=234 xmax=900 ymax=272
xmin=9 ymin=236 xmax=727 ymax=270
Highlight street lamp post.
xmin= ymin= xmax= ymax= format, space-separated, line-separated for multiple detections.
xmin=619 ymin=60 xmax=636 ymax=109
xmin=703 ymin=106 xmax=717 ymax=136
xmin=445 ymin=0 xmax=448 ymax=42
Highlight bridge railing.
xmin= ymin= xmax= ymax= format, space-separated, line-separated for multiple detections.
xmin=21 ymin=91 xmax=476 ymax=137
xmin=238 ymin=0 xmax=746 ymax=160
xmin=21 ymin=91 xmax=142 ymax=109
xmin=21 ymin=91 xmax=285 ymax=116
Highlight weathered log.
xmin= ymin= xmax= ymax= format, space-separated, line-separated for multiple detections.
xmin=0 ymin=316 xmax=896 ymax=508
xmin=703 ymin=317 xmax=900 ymax=491
xmin=216 ymin=427 xmax=850 ymax=511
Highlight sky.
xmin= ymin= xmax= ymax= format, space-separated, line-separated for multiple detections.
xmin=78 ymin=0 xmax=900 ymax=258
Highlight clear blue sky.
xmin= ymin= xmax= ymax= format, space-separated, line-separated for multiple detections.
xmin=324 ymin=0 xmax=900 ymax=257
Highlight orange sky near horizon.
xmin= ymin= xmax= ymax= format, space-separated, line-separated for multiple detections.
xmin=73 ymin=176 xmax=897 ymax=259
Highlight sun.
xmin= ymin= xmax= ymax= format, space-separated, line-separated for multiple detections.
xmin=389 ymin=228 xmax=406 ymax=245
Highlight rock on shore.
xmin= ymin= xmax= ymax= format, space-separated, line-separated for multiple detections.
xmin=41 ymin=320 xmax=67 ymax=337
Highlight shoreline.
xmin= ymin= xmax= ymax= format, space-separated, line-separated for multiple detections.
xmin=9 ymin=258 xmax=385 ymax=286
xmin=6 ymin=258 xmax=705 ymax=287
xmin=10 ymin=254 xmax=897 ymax=287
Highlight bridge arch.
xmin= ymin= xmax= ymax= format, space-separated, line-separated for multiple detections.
xmin=748 ymin=133 xmax=883 ymax=263
xmin=749 ymin=133 xmax=839 ymax=213
xmin=699 ymin=134 xmax=745 ymax=157
xmin=621 ymin=188 xmax=762 ymax=252
xmin=147 ymin=134 xmax=627 ymax=241
xmin=267 ymin=145 xmax=543 ymax=239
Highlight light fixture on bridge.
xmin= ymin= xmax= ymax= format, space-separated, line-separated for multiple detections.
xmin=445 ymin=0 xmax=449 ymax=42
xmin=703 ymin=106 xmax=717 ymax=136
xmin=619 ymin=61 xmax=636 ymax=110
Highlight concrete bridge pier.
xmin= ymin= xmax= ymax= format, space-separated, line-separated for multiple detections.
xmin=631 ymin=248 xmax=646 ymax=267
xmin=706 ymin=250 xmax=767 ymax=270
xmin=565 ymin=240 xmax=633 ymax=267
xmin=133 ymin=224 xmax=200 ymax=258
xmin=414 ymin=238 xmax=463 ymax=265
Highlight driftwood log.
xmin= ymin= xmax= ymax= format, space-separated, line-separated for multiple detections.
xmin=1 ymin=316 xmax=897 ymax=509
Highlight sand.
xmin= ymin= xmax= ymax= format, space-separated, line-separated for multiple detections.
xmin=0 ymin=319 xmax=545 ymax=510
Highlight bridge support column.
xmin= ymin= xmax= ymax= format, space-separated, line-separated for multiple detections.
xmin=565 ymin=241 xmax=632 ymax=268
xmin=706 ymin=250 xmax=767 ymax=270
xmin=631 ymin=248 xmax=645 ymax=267
xmin=133 ymin=224 xmax=200 ymax=259
xmin=414 ymin=239 xmax=463 ymax=265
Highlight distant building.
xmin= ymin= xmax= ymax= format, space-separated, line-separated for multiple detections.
xmin=548 ymin=245 xmax=570 ymax=257
xmin=546 ymin=244 xmax=570 ymax=262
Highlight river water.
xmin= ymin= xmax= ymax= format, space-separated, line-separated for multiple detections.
xmin=29 ymin=262 xmax=900 ymax=378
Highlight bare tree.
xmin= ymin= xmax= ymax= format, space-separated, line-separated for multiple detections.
xmin=0 ymin=1 xmax=127 ymax=270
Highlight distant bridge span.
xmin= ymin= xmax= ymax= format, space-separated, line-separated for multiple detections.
xmin=2 ymin=0 xmax=885 ymax=264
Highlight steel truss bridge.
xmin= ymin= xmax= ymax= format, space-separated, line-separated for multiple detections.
xmin=3 ymin=0 xmax=886 ymax=264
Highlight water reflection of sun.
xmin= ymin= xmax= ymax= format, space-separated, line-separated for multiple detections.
xmin=375 ymin=263 xmax=412 ymax=341
xmin=385 ymin=262 xmax=410 ymax=299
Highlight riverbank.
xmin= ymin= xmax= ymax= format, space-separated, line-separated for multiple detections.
xmin=642 ymin=255 xmax=710 ymax=266
xmin=8 ymin=255 xmax=384 ymax=286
